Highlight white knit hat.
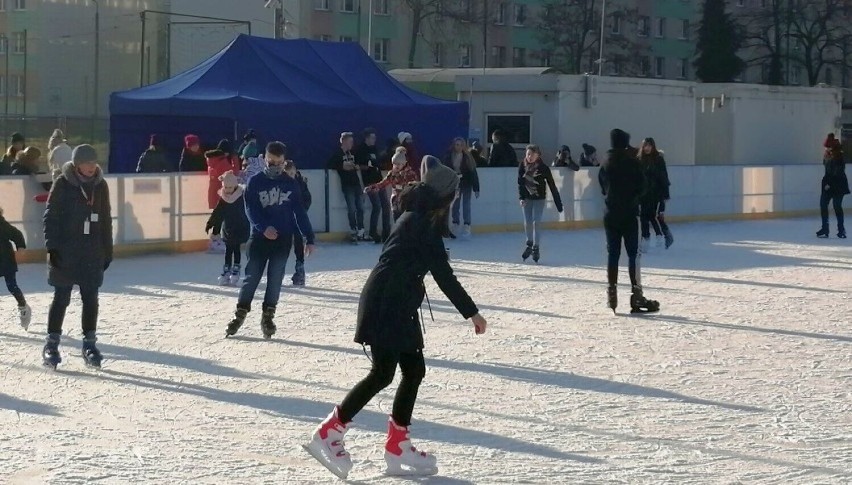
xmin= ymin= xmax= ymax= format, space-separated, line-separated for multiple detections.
xmin=397 ymin=131 xmax=412 ymax=144
xmin=391 ymin=146 xmax=408 ymax=165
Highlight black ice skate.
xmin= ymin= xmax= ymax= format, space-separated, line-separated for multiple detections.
xmin=839 ymin=229 xmax=847 ymax=239
xmin=261 ymin=306 xmax=277 ymax=339
xmin=816 ymin=227 xmax=829 ymax=238
xmin=663 ymin=228 xmax=674 ymax=249
xmin=225 ymin=307 xmax=248 ymax=337
xmin=292 ymin=262 xmax=306 ymax=286
xmin=522 ymin=241 xmax=533 ymax=261
xmin=532 ymin=245 xmax=540 ymax=263
xmin=630 ymin=286 xmax=660 ymax=314
xmin=607 ymin=285 xmax=617 ymax=314
xmin=42 ymin=333 xmax=62 ymax=369
xmin=81 ymin=331 xmax=103 ymax=368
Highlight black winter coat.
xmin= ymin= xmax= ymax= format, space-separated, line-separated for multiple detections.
xmin=488 ymin=142 xmax=518 ymax=167
xmin=44 ymin=162 xmax=114 ymax=288
xmin=442 ymin=152 xmax=481 ymax=192
xmin=518 ymin=159 xmax=563 ymax=212
xmin=179 ymin=148 xmax=207 ymax=172
xmin=10 ymin=161 xmax=36 ymax=175
xmin=599 ymin=149 xmax=645 ymax=221
xmin=638 ymin=152 xmax=671 ymax=202
xmin=355 ymin=143 xmax=383 ymax=186
xmin=0 ymin=216 xmax=25 ymax=276
xmin=206 ymin=187 xmax=250 ymax=245
xmin=293 ymin=171 xmax=312 ymax=210
xmin=822 ymin=151 xmax=850 ymax=196
xmin=328 ymin=148 xmax=361 ymax=189
xmin=0 ymin=153 xmax=15 ymax=175
xmin=355 ymin=184 xmax=479 ymax=352
xmin=136 ymin=148 xmax=172 ymax=173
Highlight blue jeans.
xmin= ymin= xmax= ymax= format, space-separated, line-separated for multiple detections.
xmin=342 ymin=185 xmax=365 ymax=231
xmin=367 ymin=188 xmax=392 ymax=239
xmin=522 ymin=199 xmax=546 ymax=245
xmin=237 ymin=236 xmax=292 ymax=311
xmin=5 ymin=274 xmax=26 ymax=306
xmin=452 ymin=185 xmax=473 ymax=226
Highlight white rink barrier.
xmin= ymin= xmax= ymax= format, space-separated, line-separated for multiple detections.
xmin=1 ymin=164 xmax=846 ymax=258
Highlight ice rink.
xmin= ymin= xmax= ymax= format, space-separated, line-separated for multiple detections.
xmin=1 ymin=218 xmax=850 ymax=484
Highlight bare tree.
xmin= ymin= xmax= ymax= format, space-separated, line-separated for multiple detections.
xmin=399 ymin=0 xmax=485 ymax=68
xmin=536 ymin=0 xmax=641 ymax=75
xmin=740 ymin=0 xmax=852 ymax=86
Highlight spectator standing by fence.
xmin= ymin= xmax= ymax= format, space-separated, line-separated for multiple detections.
xmin=48 ymin=130 xmax=73 ymax=181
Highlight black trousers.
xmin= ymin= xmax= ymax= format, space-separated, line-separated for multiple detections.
xmin=48 ymin=285 xmax=99 ymax=335
xmin=338 ymin=347 xmax=426 ymax=427
xmin=4 ymin=274 xmax=26 ymax=306
xmin=820 ymin=192 xmax=845 ymax=231
xmin=224 ymin=243 xmax=242 ymax=267
xmin=292 ymin=233 xmax=304 ymax=264
xmin=605 ymin=215 xmax=640 ymax=288
xmin=640 ymin=201 xmax=669 ymax=238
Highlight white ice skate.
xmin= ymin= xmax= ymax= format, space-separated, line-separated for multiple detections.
xmin=639 ymin=237 xmax=650 ymax=254
xmin=18 ymin=304 xmax=31 ymax=330
xmin=384 ymin=417 xmax=438 ymax=476
xmin=304 ymin=407 xmax=353 ymax=480
xmin=217 ymin=273 xmax=230 ymax=286
xmin=229 ymin=265 xmax=241 ymax=286
xmin=461 ymin=224 xmax=472 ymax=240
xmin=655 ymin=234 xmax=665 ymax=249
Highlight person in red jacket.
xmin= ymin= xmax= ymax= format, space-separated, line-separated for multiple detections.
xmin=205 ymin=139 xmax=241 ymax=210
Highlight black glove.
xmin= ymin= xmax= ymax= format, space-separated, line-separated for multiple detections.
xmin=205 ymin=224 xmax=212 ymax=234
xmin=48 ymin=250 xmax=61 ymax=268
xmin=104 ymin=259 xmax=112 ymax=271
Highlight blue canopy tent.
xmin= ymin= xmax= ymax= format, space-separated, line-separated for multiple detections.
xmin=109 ymin=35 xmax=468 ymax=173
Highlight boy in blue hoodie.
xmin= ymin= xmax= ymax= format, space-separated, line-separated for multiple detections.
xmin=225 ymin=142 xmax=316 ymax=339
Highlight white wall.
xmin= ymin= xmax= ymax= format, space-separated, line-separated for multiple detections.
xmin=3 ymin=165 xmax=844 ymax=252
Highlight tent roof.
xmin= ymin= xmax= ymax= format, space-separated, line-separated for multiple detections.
xmin=111 ymin=35 xmax=458 ymax=113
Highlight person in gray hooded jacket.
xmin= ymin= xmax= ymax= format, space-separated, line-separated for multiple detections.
xmin=42 ymin=144 xmax=113 ymax=368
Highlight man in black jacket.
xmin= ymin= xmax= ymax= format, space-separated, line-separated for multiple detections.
xmin=355 ymin=128 xmax=390 ymax=243
xmin=598 ymin=129 xmax=659 ymax=314
xmin=328 ymin=132 xmax=365 ymax=243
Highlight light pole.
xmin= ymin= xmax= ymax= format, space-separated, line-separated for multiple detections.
xmin=597 ymin=0 xmax=606 ymax=76
xmin=1 ymin=35 xmax=7 ymax=148
xmin=367 ymin=0 xmax=374 ymax=55
xmin=265 ymin=0 xmax=283 ymax=39
xmin=93 ymin=0 xmax=100 ymax=118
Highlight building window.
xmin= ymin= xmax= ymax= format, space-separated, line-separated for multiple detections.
xmin=373 ymin=38 xmax=389 ymax=62
xmin=540 ymin=50 xmax=552 ymax=68
xmin=655 ymin=57 xmax=665 ymax=77
xmin=459 ymin=44 xmax=472 ymax=67
xmin=12 ymin=32 xmax=25 ymax=54
xmin=459 ymin=0 xmax=472 ymax=21
xmin=314 ymin=0 xmax=330 ymax=10
xmin=0 ymin=38 xmax=6 ymax=55
xmin=486 ymin=115 xmax=531 ymax=145
xmin=736 ymin=0 xmax=744 ymax=6
xmin=317 ymin=34 xmax=332 ymax=41
xmin=680 ymin=20 xmax=689 ymax=40
xmin=495 ymin=2 xmax=506 ymax=25
xmin=339 ymin=35 xmax=354 ymax=43
xmin=0 ymin=0 xmax=6 ymax=12
xmin=655 ymin=17 xmax=666 ymax=38
xmin=611 ymin=15 xmax=622 ymax=35
xmin=640 ymin=56 xmax=651 ymax=77
xmin=638 ymin=16 xmax=650 ymax=37
xmin=513 ymin=4 xmax=527 ymax=26
xmin=12 ymin=74 xmax=23 ymax=96
xmin=433 ymin=43 xmax=444 ymax=67
xmin=679 ymin=58 xmax=688 ymax=79
xmin=513 ymin=47 xmax=526 ymax=67
xmin=492 ymin=46 xmax=507 ymax=67
xmin=340 ymin=0 xmax=356 ymax=13
xmin=0 ymin=77 xmax=5 ymax=96
xmin=825 ymin=67 xmax=833 ymax=85
xmin=374 ymin=0 xmax=389 ymax=15
xmin=14 ymin=0 xmax=24 ymax=10
xmin=791 ymin=66 xmax=801 ymax=85
xmin=608 ymin=57 xmax=621 ymax=75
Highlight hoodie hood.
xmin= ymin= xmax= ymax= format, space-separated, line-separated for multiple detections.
xmin=61 ymin=161 xmax=103 ymax=187
xmin=610 ymin=129 xmax=630 ymax=150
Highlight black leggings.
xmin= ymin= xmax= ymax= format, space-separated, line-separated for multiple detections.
xmin=292 ymin=233 xmax=305 ymax=264
xmin=4 ymin=274 xmax=26 ymax=306
xmin=338 ymin=347 xmax=426 ymax=426
xmin=640 ymin=201 xmax=669 ymax=238
xmin=820 ymin=192 xmax=845 ymax=231
xmin=48 ymin=285 xmax=99 ymax=335
xmin=224 ymin=243 xmax=241 ymax=267
xmin=605 ymin=215 xmax=641 ymax=287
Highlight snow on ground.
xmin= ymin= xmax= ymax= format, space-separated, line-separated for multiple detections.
xmin=0 ymin=218 xmax=850 ymax=484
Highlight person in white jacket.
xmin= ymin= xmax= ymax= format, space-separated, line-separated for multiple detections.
xmin=47 ymin=129 xmax=73 ymax=181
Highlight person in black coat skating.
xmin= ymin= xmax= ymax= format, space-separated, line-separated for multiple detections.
xmin=0 ymin=206 xmax=30 ymax=329
xmin=305 ymin=156 xmax=488 ymax=480
xmin=42 ymin=145 xmax=114 ymax=368
xmin=206 ymin=170 xmax=250 ymax=286
xmin=599 ymin=129 xmax=659 ymax=314
xmin=284 ymin=160 xmax=312 ymax=286
xmin=817 ymin=134 xmax=849 ymax=238
xmin=637 ymin=137 xmax=673 ymax=251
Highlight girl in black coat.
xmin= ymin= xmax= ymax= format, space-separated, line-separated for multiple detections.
xmin=206 ymin=170 xmax=250 ymax=286
xmin=817 ymin=134 xmax=848 ymax=238
xmin=42 ymin=145 xmax=113 ymax=368
xmin=284 ymin=161 xmax=312 ymax=285
xmin=637 ymin=137 xmax=673 ymax=250
xmin=306 ymin=156 xmax=488 ymax=480
xmin=0 ymin=206 xmax=30 ymax=329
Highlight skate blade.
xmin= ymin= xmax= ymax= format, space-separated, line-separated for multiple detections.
xmin=385 ymin=464 xmax=438 ymax=477
xmin=302 ymin=444 xmax=350 ymax=480
xmin=630 ymin=308 xmax=660 ymax=314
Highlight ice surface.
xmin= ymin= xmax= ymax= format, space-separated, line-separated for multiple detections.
xmin=0 ymin=218 xmax=850 ymax=483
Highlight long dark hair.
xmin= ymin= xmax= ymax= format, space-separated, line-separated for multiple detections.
xmin=638 ymin=137 xmax=659 ymax=159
